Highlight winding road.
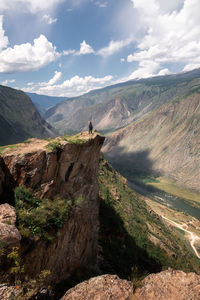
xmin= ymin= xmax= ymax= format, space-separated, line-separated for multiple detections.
xmin=162 ymin=216 xmax=200 ymax=259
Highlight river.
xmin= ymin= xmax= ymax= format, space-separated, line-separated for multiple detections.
xmin=129 ymin=181 xmax=200 ymax=220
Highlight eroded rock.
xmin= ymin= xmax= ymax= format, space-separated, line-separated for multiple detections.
xmin=61 ymin=274 xmax=133 ymax=300
xmin=133 ymin=269 xmax=200 ymax=300
xmin=0 ymin=204 xmax=21 ymax=247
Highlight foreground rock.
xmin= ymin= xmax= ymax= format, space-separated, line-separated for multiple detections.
xmin=61 ymin=274 xmax=133 ymax=300
xmin=0 ymin=204 xmax=21 ymax=247
xmin=134 ymin=269 xmax=200 ymax=300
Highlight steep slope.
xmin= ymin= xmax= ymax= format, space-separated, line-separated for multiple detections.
xmin=27 ymin=92 xmax=68 ymax=116
xmin=0 ymin=85 xmax=56 ymax=146
xmin=98 ymin=158 xmax=200 ymax=278
xmin=45 ymin=68 xmax=200 ymax=134
xmin=103 ymin=91 xmax=200 ymax=192
xmin=0 ymin=135 xmax=199 ymax=299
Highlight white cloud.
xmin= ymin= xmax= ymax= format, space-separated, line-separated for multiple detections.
xmin=183 ymin=64 xmax=200 ymax=72
xmin=39 ymin=71 xmax=62 ymax=86
xmin=97 ymin=38 xmax=133 ymax=57
xmin=120 ymin=58 xmax=125 ymax=63
xmin=127 ymin=0 xmax=200 ymax=78
xmin=0 ymin=35 xmax=61 ymax=73
xmin=0 ymin=16 xmax=8 ymax=51
xmin=23 ymin=74 xmax=113 ymax=97
xmin=158 ymin=68 xmax=171 ymax=76
xmin=43 ymin=14 xmax=57 ymax=24
xmin=0 ymin=0 xmax=65 ymax=14
xmin=76 ymin=40 xmax=94 ymax=55
xmin=1 ymin=79 xmax=15 ymax=85
xmin=94 ymin=1 xmax=108 ymax=8
xmin=63 ymin=49 xmax=76 ymax=56
xmin=128 ymin=61 xmax=160 ymax=80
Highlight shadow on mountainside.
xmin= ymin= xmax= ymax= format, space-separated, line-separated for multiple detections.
xmin=104 ymin=148 xmax=159 ymax=182
xmin=98 ymin=198 xmax=163 ymax=280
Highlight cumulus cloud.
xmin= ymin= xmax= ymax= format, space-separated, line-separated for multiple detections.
xmin=23 ymin=73 xmax=113 ymax=97
xmin=0 ymin=16 xmax=8 ymax=51
xmin=1 ymin=79 xmax=15 ymax=85
xmin=39 ymin=71 xmax=62 ymax=86
xmin=127 ymin=0 xmax=200 ymax=77
xmin=97 ymin=38 xmax=133 ymax=57
xmin=43 ymin=14 xmax=57 ymax=24
xmin=0 ymin=0 xmax=65 ymax=13
xmin=0 ymin=35 xmax=61 ymax=73
xmin=128 ymin=61 xmax=160 ymax=80
xmin=76 ymin=40 xmax=94 ymax=55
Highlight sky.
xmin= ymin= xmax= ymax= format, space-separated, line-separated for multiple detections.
xmin=0 ymin=0 xmax=200 ymax=97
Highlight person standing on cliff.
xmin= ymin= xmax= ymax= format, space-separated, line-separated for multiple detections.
xmin=88 ymin=121 xmax=93 ymax=134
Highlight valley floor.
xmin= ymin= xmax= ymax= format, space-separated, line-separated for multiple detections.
xmin=128 ymin=180 xmax=200 ymax=259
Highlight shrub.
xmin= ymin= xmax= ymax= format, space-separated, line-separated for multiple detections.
xmin=15 ymin=187 xmax=72 ymax=239
xmin=45 ymin=140 xmax=62 ymax=152
xmin=23 ymin=138 xmax=32 ymax=144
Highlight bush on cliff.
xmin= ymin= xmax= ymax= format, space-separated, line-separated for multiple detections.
xmin=15 ymin=186 xmax=72 ymax=239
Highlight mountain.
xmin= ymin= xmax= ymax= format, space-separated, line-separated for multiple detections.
xmin=45 ymin=68 xmax=200 ymax=135
xmin=0 ymin=134 xmax=199 ymax=299
xmin=26 ymin=92 xmax=68 ymax=116
xmin=103 ymin=89 xmax=200 ymax=193
xmin=0 ymin=85 xmax=56 ymax=146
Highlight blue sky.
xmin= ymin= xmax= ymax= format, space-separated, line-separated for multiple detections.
xmin=0 ymin=0 xmax=199 ymax=97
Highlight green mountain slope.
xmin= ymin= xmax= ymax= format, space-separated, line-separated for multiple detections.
xmin=45 ymin=68 xmax=200 ymax=135
xmin=103 ymin=90 xmax=200 ymax=192
xmin=0 ymin=86 xmax=56 ymax=146
xmin=98 ymin=157 xmax=200 ymax=278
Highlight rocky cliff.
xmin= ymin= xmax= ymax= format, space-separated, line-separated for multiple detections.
xmin=0 ymin=133 xmax=105 ymax=284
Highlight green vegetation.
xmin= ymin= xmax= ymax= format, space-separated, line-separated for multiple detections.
xmin=7 ymin=246 xmax=25 ymax=285
xmin=23 ymin=138 xmax=32 ymax=144
xmin=62 ymin=134 xmax=86 ymax=145
xmin=98 ymin=157 xmax=200 ymax=279
xmin=15 ymin=186 xmax=72 ymax=239
xmin=147 ymin=176 xmax=200 ymax=204
xmin=45 ymin=139 xmax=62 ymax=152
xmin=0 ymin=143 xmax=20 ymax=154
xmin=7 ymin=246 xmax=51 ymax=299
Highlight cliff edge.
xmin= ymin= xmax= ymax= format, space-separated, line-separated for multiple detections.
xmin=0 ymin=132 xmax=105 ymax=284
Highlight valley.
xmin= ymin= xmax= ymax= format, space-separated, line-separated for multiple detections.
xmin=1 ymin=68 xmax=200 ymax=298
xmin=128 ymin=179 xmax=200 ymax=258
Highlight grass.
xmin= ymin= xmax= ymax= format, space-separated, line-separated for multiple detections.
xmin=62 ymin=133 xmax=86 ymax=145
xmin=147 ymin=176 xmax=200 ymax=203
xmin=45 ymin=140 xmax=62 ymax=152
xmin=0 ymin=143 xmax=20 ymax=154
xmin=23 ymin=138 xmax=32 ymax=144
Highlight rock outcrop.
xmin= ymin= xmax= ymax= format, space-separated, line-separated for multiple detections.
xmin=61 ymin=274 xmax=133 ymax=300
xmin=0 ymin=133 xmax=105 ymax=284
xmin=0 ymin=204 xmax=21 ymax=248
xmin=61 ymin=269 xmax=200 ymax=300
xmin=134 ymin=269 xmax=200 ymax=300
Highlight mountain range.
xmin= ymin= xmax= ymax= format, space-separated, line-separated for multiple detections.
xmin=44 ymin=68 xmax=200 ymax=135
